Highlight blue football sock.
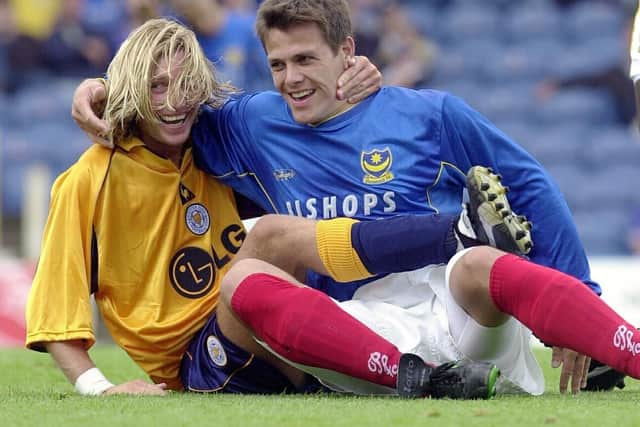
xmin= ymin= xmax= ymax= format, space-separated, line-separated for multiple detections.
xmin=351 ymin=214 xmax=458 ymax=275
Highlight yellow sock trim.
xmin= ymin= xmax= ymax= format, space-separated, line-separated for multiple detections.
xmin=316 ymin=218 xmax=373 ymax=282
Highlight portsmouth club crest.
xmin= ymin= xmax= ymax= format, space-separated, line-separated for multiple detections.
xmin=185 ymin=203 xmax=210 ymax=235
xmin=361 ymin=147 xmax=394 ymax=184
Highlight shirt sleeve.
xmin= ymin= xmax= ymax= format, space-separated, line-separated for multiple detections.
xmin=25 ymin=150 xmax=109 ymax=351
xmin=192 ymin=98 xmax=255 ymax=176
xmin=438 ymin=94 xmax=600 ymax=294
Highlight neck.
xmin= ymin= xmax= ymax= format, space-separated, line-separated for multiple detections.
xmin=311 ymin=101 xmax=358 ymax=126
xmin=140 ymin=135 xmax=187 ymax=168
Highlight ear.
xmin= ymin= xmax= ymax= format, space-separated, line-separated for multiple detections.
xmin=341 ymin=36 xmax=356 ymax=68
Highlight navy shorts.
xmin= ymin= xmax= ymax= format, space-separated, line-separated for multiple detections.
xmin=180 ymin=313 xmax=323 ymax=394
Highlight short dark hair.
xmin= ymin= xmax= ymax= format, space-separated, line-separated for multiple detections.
xmin=256 ymin=0 xmax=352 ymax=54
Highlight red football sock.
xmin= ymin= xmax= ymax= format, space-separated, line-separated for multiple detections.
xmin=231 ymin=273 xmax=401 ymax=388
xmin=489 ymin=254 xmax=640 ymax=378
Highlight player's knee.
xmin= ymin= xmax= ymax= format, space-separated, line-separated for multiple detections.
xmin=450 ymin=246 xmax=509 ymax=326
xmin=220 ymin=258 xmax=270 ymax=307
xmin=450 ymin=246 xmax=500 ymax=295
xmin=460 ymin=246 xmax=504 ymax=275
xmin=247 ymin=214 xmax=289 ymax=243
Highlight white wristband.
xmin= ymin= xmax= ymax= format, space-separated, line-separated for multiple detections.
xmin=74 ymin=368 xmax=115 ymax=395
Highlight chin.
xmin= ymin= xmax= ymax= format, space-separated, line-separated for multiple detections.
xmin=291 ymin=111 xmax=315 ymax=125
xmin=158 ymin=131 xmax=189 ymax=147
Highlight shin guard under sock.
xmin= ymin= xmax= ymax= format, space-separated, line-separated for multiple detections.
xmin=489 ymin=254 xmax=640 ymax=378
xmin=231 ymin=273 xmax=401 ymax=388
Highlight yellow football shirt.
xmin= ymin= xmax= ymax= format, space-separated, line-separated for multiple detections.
xmin=26 ymin=137 xmax=245 ymax=390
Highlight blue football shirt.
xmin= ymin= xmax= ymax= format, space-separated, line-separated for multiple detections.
xmin=192 ymin=87 xmax=599 ymax=300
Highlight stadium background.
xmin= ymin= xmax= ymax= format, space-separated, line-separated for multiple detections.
xmin=1 ymin=0 xmax=639 ymax=348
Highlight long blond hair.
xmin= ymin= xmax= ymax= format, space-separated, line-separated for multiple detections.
xmin=103 ymin=18 xmax=235 ymax=143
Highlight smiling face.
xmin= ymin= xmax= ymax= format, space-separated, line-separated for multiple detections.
xmin=103 ymin=18 xmax=234 ymax=163
xmin=265 ymin=22 xmax=354 ymax=125
xmin=138 ymin=51 xmax=199 ymax=162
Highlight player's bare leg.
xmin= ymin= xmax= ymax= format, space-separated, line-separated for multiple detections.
xmin=449 ymin=245 xmax=640 ymax=393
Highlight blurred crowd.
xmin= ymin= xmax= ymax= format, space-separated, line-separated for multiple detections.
xmin=1 ymin=0 xmax=640 ymax=256
xmin=0 ymin=0 xmax=440 ymax=93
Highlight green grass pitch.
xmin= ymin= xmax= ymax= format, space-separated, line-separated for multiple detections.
xmin=2 ymin=346 xmax=640 ymax=427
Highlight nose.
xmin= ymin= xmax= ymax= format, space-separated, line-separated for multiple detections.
xmin=284 ymin=64 xmax=304 ymax=86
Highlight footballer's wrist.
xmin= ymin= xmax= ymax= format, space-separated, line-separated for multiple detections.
xmin=74 ymin=367 xmax=114 ymax=395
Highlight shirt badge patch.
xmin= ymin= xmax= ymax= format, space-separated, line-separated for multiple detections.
xmin=361 ymin=147 xmax=394 ymax=184
xmin=179 ymin=183 xmax=196 ymax=205
xmin=206 ymin=335 xmax=228 ymax=367
xmin=185 ymin=203 xmax=210 ymax=235
xmin=274 ymin=169 xmax=296 ymax=181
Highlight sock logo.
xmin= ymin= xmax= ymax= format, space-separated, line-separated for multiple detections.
xmin=368 ymin=352 xmax=398 ymax=377
xmin=613 ymin=325 xmax=640 ymax=356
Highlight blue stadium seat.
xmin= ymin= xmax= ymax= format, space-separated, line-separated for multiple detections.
xmin=9 ymin=78 xmax=79 ymax=126
xmin=2 ymin=121 xmax=88 ymax=216
xmin=439 ymin=4 xmax=501 ymax=44
xmin=0 ymin=93 xmax=8 ymax=128
xmin=1 ymin=125 xmax=32 ymax=163
xmin=402 ymin=3 xmax=441 ymax=39
xmin=543 ymin=163 xmax=587 ymax=210
xmin=572 ymin=209 xmax=630 ymax=255
xmin=526 ymin=130 xmax=587 ymax=174
xmin=493 ymin=119 xmax=538 ymax=150
xmin=83 ymin=0 xmax=127 ymax=34
xmin=4 ymin=120 xmax=87 ymax=164
xmin=575 ymin=166 xmax=640 ymax=214
xmin=563 ymin=2 xmax=626 ymax=42
xmin=430 ymin=51 xmax=471 ymax=86
xmin=2 ymin=162 xmax=27 ymax=217
xmin=486 ymin=37 xmax=566 ymax=81
xmin=503 ymin=2 xmax=560 ymax=43
xmin=582 ymin=127 xmax=640 ymax=167
xmin=474 ymin=83 xmax=536 ymax=123
xmin=548 ymin=35 xmax=623 ymax=80
xmin=534 ymin=88 xmax=616 ymax=126
xmin=438 ymin=38 xmax=507 ymax=82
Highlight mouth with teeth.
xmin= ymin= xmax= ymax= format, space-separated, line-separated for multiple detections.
xmin=289 ymin=89 xmax=315 ymax=104
xmin=159 ymin=112 xmax=189 ymax=125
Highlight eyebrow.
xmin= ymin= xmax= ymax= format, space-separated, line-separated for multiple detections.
xmin=268 ymin=49 xmax=318 ymax=62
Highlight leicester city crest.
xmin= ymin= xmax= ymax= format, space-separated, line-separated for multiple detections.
xmin=185 ymin=203 xmax=210 ymax=235
xmin=361 ymin=147 xmax=394 ymax=184
xmin=206 ymin=335 xmax=228 ymax=367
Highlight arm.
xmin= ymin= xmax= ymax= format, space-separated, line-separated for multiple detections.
xmin=45 ymin=340 xmax=167 ymax=396
xmin=71 ymin=78 xmax=111 ymax=147
xmin=439 ymin=94 xmax=599 ymax=293
xmin=25 ymin=154 xmax=165 ymax=396
xmin=70 ymin=56 xmax=381 ymax=146
xmin=45 ymin=340 xmax=95 ymax=385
